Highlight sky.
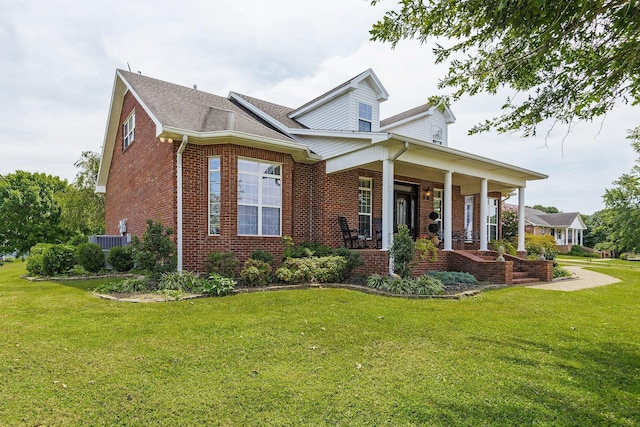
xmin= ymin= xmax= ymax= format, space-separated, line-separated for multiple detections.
xmin=1 ymin=0 xmax=637 ymax=215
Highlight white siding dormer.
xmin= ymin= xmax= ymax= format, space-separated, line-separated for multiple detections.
xmin=381 ymin=106 xmax=452 ymax=146
xmin=290 ymin=69 xmax=388 ymax=132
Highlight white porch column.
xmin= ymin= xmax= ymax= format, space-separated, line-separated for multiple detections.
xmin=517 ymin=187 xmax=526 ymax=252
xmin=382 ymin=159 xmax=394 ymax=251
xmin=479 ymin=179 xmax=488 ymax=251
xmin=443 ymin=171 xmax=453 ymax=251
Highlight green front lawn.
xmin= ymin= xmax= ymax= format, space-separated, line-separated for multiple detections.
xmin=1 ymin=261 xmax=639 ymax=426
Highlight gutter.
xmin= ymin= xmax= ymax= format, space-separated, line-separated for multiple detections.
xmin=177 ymin=136 xmax=188 ymax=271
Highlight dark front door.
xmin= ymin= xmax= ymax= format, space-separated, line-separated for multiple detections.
xmin=394 ymin=183 xmax=418 ymax=240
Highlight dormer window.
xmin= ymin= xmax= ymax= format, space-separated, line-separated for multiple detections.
xmin=433 ymin=126 xmax=443 ymax=144
xmin=358 ymin=102 xmax=372 ymax=132
xmin=123 ymin=111 xmax=135 ymax=149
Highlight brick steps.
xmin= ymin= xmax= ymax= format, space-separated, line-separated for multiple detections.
xmin=513 ymin=271 xmax=540 ymax=285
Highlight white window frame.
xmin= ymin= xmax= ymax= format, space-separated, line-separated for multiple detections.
xmin=237 ymin=158 xmax=282 ymax=236
xmin=123 ymin=111 xmax=135 ymax=149
xmin=464 ymin=196 xmax=474 ymax=242
xmin=358 ymin=177 xmax=372 ymax=239
xmin=358 ymin=102 xmax=372 ymax=132
xmin=434 ymin=189 xmax=443 ymax=233
xmin=208 ymin=156 xmax=221 ymax=236
xmin=433 ymin=126 xmax=443 ymax=145
xmin=487 ymin=197 xmax=499 ymax=241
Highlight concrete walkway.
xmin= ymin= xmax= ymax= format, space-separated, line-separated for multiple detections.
xmin=526 ymin=265 xmax=620 ymax=291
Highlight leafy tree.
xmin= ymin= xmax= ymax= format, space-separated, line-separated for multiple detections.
xmin=131 ymin=219 xmax=177 ymax=281
xmin=0 ymin=171 xmax=70 ymax=256
xmin=529 ymin=205 xmax=560 ymax=214
xmin=58 ymin=151 xmax=105 ymax=237
xmin=582 ymin=211 xmax=610 ymax=249
xmin=602 ymin=132 xmax=640 ymax=253
xmin=370 ymin=0 xmax=640 ymax=136
xmin=500 ymin=208 xmax=518 ymax=241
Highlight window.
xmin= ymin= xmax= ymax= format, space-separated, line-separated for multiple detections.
xmin=123 ymin=111 xmax=135 ymax=149
xmin=464 ymin=196 xmax=474 ymax=241
xmin=208 ymin=157 xmax=221 ymax=235
xmin=238 ymin=158 xmax=282 ymax=236
xmin=487 ymin=198 xmax=498 ymax=241
xmin=358 ymin=102 xmax=372 ymax=132
xmin=359 ymin=178 xmax=372 ymax=238
xmin=433 ymin=126 xmax=443 ymax=144
xmin=434 ymin=189 xmax=443 ymax=232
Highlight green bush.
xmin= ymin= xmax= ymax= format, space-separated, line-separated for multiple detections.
xmin=489 ymin=239 xmax=517 ymax=256
xmin=107 ymin=246 xmax=135 ymax=272
xmin=205 ymin=251 xmax=239 ymax=278
xmin=158 ymin=271 xmax=204 ymax=291
xmin=275 ymin=256 xmax=347 ymax=284
xmin=426 ymin=271 xmax=478 ymax=286
xmin=94 ymin=278 xmax=150 ymax=293
xmin=26 ymin=243 xmax=53 ymax=276
xmin=250 ymin=249 xmax=275 ymax=266
xmin=76 ymin=243 xmax=105 ymax=273
xmin=42 ymin=244 xmax=76 ymax=276
xmin=525 ymin=234 xmax=558 ymax=260
xmin=553 ymin=265 xmax=573 ymax=278
xmin=199 ymin=273 xmax=237 ymax=296
xmin=240 ymin=259 xmax=273 ymax=287
xmin=131 ymin=220 xmax=177 ymax=281
xmin=366 ymin=274 xmax=444 ymax=296
xmin=285 ymin=241 xmax=334 ymax=259
xmin=331 ymin=247 xmax=364 ymax=278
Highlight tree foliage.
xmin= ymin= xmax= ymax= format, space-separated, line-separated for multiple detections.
xmin=529 ymin=205 xmax=560 ymax=214
xmin=602 ymin=132 xmax=640 ymax=253
xmin=370 ymin=0 xmax=640 ymax=136
xmin=58 ymin=151 xmax=105 ymax=236
xmin=500 ymin=208 xmax=519 ymax=241
xmin=0 ymin=171 xmax=70 ymax=256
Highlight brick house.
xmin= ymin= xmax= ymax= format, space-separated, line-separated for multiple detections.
xmin=96 ymin=69 xmax=551 ymax=283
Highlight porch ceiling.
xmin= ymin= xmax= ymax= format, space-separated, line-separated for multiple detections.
xmin=325 ymin=135 xmax=547 ymax=194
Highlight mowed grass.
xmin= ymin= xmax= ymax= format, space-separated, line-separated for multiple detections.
xmin=1 ymin=261 xmax=639 ymax=426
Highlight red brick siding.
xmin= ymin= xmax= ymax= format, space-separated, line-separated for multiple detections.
xmin=104 ymin=92 xmax=176 ymax=239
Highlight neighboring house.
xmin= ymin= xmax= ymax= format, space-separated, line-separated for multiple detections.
xmin=524 ymin=207 xmax=587 ymax=251
xmin=96 ymin=69 xmax=549 ymax=281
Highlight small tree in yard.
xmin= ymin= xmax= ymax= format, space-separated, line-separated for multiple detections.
xmin=131 ymin=220 xmax=177 ymax=281
xmin=390 ymin=225 xmax=437 ymax=278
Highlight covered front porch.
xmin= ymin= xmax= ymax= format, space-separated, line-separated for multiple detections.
xmin=327 ymin=134 xmax=548 ymax=275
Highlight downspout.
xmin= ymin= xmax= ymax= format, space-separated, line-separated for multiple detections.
xmin=384 ymin=141 xmax=409 ymax=275
xmin=177 ymin=136 xmax=188 ymax=271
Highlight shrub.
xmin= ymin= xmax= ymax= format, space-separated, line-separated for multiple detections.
xmin=275 ymin=256 xmax=347 ymax=284
xmin=107 ymin=246 xmax=135 ymax=272
xmin=331 ymin=247 xmax=364 ymax=278
xmin=198 ymin=273 xmax=237 ymax=296
xmin=26 ymin=243 xmax=53 ymax=276
xmin=553 ymin=265 xmax=573 ymax=278
xmin=250 ymin=249 xmax=275 ymax=266
xmin=76 ymin=243 xmax=105 ymax=273
xmin=94 ymin=278 xmax=150 ymax=293
xmin=205 ymin=251 xmax=239 ymax=278
xmin=366 ymin=274 xmax=444 ymax=296
xmin=131 ymin=220 xmax=177 ymax=281
xmin=390 ymin=225 xmax=417 ymax=278
xmin=426 ymin=271 xmax=478 ymax=287
xmin=285 ymin=241 xmax=334 ymax=259
xmin=489 ymin=239 xmax=517 ymax=256
xmin=525 ymin=234 xmax=558 ymax=260
xmin=157 ymin=271 xmax=204 ymax=292
xmin=240 ymin=259 xmax=272 ymax=287
xmin=42 ymin=244 xmax=76 ymax=276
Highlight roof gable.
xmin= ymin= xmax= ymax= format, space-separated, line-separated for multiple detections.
xmin=288 ymin=69 xmax=389 ymax=119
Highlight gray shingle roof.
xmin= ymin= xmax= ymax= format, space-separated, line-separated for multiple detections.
xmin=230 ymin=92 xmax=306 ymax=129
xmin=380 ymin=103 xmax=433 ymax=128
xmin=525 ymin=207 xmax=581 ymax=227
xmin=118 ymin=70 xmax=295 ymax=143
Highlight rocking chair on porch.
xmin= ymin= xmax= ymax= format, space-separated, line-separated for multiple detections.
xmin=338 ymin=216 xmax=366 ymax=249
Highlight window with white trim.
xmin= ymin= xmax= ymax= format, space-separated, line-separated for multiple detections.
xmin=123 ymin=111 xmax=135 ymax=149
xmin=237 ymin=158 xmax=282 ymax=236
xmin=464 ymin=196 xmax=474 ymax=241
xmin=487 ymin=198 xmax=499 ymax=241
xmin=434 ymin=189 xmax=443 ymax=233
xmin=208 ymin=157 xmax=221 ymax=235
xmin=358 ymin=177 xmax=372 ymax=238
xmin=433 ymin=126 xmax=443 ymax=145
xmin=358 ymin=102 xmax=372 ymax=132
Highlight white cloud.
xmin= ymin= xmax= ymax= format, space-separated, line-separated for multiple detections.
xmin=0 ymin=0 xmax=637 ymax=214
